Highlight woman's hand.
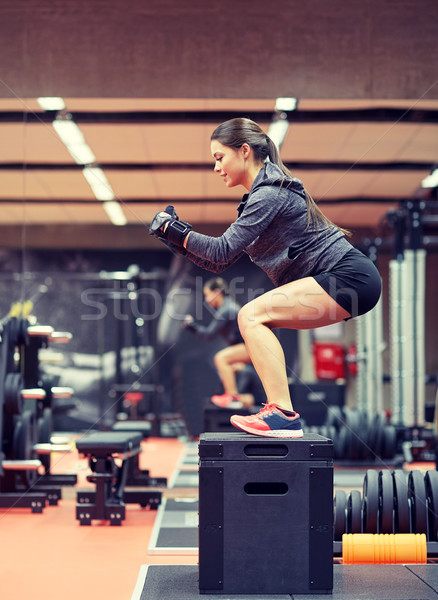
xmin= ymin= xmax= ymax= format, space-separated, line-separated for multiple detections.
xmin=149 ymin=206 xmax=192 ymax=247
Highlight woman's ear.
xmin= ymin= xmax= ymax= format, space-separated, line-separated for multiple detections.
xmin=241 ymin=143 xmax=251 ymax=158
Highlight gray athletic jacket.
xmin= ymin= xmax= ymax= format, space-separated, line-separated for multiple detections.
xmin=185 ymin=162 xmax=352 ymax=287
xmin=184 ymin=296 xmax=243 ymax=346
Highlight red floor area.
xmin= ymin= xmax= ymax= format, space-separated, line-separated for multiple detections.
xmin=0 ymin=437 xmax=198 ymax=600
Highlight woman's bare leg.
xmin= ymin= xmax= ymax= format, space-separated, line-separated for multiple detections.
xmin=237 ymin=277 xmax=351 ymax=412
xmin=214 ymin=343 xmax=251 ymax=395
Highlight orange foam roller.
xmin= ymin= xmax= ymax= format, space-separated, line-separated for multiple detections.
xmin=342 ymin=533 xmax=427 ymax=564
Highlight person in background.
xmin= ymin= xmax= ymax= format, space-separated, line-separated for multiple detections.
xmin=150 ymin=117 xmax=381 ymax=438
xmin=183 ymin=277 xmax=253 ymax=409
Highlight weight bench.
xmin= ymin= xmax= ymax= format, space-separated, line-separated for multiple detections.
xmin=111 ymin=421 xmax=167 ymax=487
xmin=75 ymin=431 xmax=161 ymax=526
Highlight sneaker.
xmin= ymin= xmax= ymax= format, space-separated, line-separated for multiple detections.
xmin=211 ymin=393 xmax=242 ymax=409
xmin=230 ymin=403 xmax=303 ymax=438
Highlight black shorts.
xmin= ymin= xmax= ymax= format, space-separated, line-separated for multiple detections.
xmin=313 ymin=247 xmax=382 ymax=319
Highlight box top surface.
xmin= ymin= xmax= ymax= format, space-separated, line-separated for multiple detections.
xmin=199 ymin=432 xmax=331 ymax=444
xmin=199 ymin=432 xmax=333 ymax=461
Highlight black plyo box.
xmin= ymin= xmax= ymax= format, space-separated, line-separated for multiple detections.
xmin=198 ymin=432 xmax=333 ymax=595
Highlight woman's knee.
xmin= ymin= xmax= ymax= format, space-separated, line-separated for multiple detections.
xmin=214 ymin=349 xmax=229 ymax=370
xmin=238 ymin=303 xmax=259 ymax=335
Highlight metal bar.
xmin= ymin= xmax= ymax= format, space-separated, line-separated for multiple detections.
xmin=389 ymin=260 xmax=403 ymax=425
xmin=2 ymin=107 xmax=438 ymax=124
xmin=401 ymin=253 xmax=415 ymax=427
xmin=415 ymin=249 xmax=427 ymax=427
xmin=1 ymin=459 xmax=42 ymax=471
xmin=0 ymin=196 xmax=411 ymax=205
xmin=0 ymin=160 xmax=433 ymax=171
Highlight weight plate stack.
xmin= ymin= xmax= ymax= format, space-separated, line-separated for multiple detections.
xmin=425 ymin=470 xmax=438 ymax=541
xmin=393 ymin=469 xmax=411 ymax=533
xmin=323 ymin=408 xmax=398 ymax=463
xmin=334 ymin=426 xmax=349 ymax=459
xmin=362 ymin=469 xmax=379 ymax=533
xmin=4 ymin=372 xmax=24 ymax=415
xmin=347 ymin=489 xmax=362 ymax=534
xmin=344 ymin=407 xmax=363 ymax=461
xmin=367 ymin=413 xmax=385 ymax=459
xmin=408 ymin=470 xmax=428 ymax=535
xmin=381 ymin=425 xmax=397 ymax=459
xmin=326 ymin=405 xmax=344 ymax=430
xmin=378 ymin=469 xmax=395 ymax=533
xmin=334 ymin=489 xmax=347 ymax=541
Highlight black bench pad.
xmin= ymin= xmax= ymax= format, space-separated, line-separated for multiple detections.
xmin=76 ymin=431 xmax=142 ymax=455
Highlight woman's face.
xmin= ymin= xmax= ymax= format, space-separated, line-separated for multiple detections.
xmin=211 ymin=140 xmax=246 ymax=188
xmin=203 ymin=286 xmax=223 ymax=307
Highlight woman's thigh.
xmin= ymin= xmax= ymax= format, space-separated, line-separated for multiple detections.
xmin=239 ymin=277 xmax=351 ymax=331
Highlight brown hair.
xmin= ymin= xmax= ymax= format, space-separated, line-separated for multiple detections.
xmin=211 ymin=117 xmax=350 ymax=236
xmin=204 ymin=277 xmax=230 ymax=295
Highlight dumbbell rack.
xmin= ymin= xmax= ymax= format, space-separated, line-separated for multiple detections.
xmin=21 ymin=326 xmax=77 ymax=489
xmin=333 ymin=468 xmax=438 ymax=557
xmin=0 ymin=317 xmax=76 ymax=512
xmin=0 ymin=319 xmax=47 ymax=512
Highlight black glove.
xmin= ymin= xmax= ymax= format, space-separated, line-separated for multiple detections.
xmin=149 ymin=206 xmax=179 ymax=254
xmin=149 ymin=205 xmax=192 ymax=247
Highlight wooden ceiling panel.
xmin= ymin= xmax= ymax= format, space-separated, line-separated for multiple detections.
xmin=0 ymin=123 xmax=73 ymax=163
xmin=299 ymin=99 xmax=438 ymax=110
xmin=107 ymin=169 xmax=241 ymax=201
xmin=194 ymin=202 xmax=239 ymax=224
xmin=64 ymin=98 xmax=276 ymax=112
xmin=302 ymin=169 xmax=424 ymax=199
xmin=107 ymin=170 xmax=202 ymax=199
xmin=0 ymin=99 xmax=44 ymax=111
xmin=322 ymin=202 xmax=397 ymax=227
xmin=282 ymin=122 xmax=438 ymax=163
xmin=82 ymin=123 xmax=213 ymax=163
xmin=0 ymin=203 xmax=111 ymax=225
xmin=0 ymin=170 xmax=93 ymax=199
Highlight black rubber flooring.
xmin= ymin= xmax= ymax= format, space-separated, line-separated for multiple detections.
xmin=133 ymin=564 xmax=438 ymax=600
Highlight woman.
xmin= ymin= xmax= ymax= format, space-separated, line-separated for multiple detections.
xmin=183 ymin=277 xmax=253 ymax=409
xmin=150 ymin=118 xmax=381 ymax=438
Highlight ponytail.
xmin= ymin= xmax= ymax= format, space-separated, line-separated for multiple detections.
xmin=265 ymin=137 xmax=291 ymax=178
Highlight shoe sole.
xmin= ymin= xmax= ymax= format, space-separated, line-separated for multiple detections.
xmin=211 ymin=399 xmax=242 ymax=409
xmin=230 ymin=419 xmax=303 ymax=438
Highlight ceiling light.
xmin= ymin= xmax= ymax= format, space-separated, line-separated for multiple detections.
xmin=275 ymin=97 xmax=297 ymax=111
xmin=37 ymin=97 xmax=66 ymax=111
xmin=52 ymin=118 xmax=96 ymax=165
xmin=268 ymin=119 xmax=289 ymax=149
xmin=268 ymin=98 xmax=297 ymax=150
xmin=421 ymin=168 xmax=438 ymax=188
xmin=82 ymin=167 xmax=115 ymax=201
xmin=37 ymin=97 xmax=127 ymax=226
xmin=103 ymin=201 xmax=128 ymax=226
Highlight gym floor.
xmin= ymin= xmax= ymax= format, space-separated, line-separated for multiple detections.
xmin=0 ymin=437 xmax=197 ymax=600
xmin=0 ymin=436 xmax=434 ymax=600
